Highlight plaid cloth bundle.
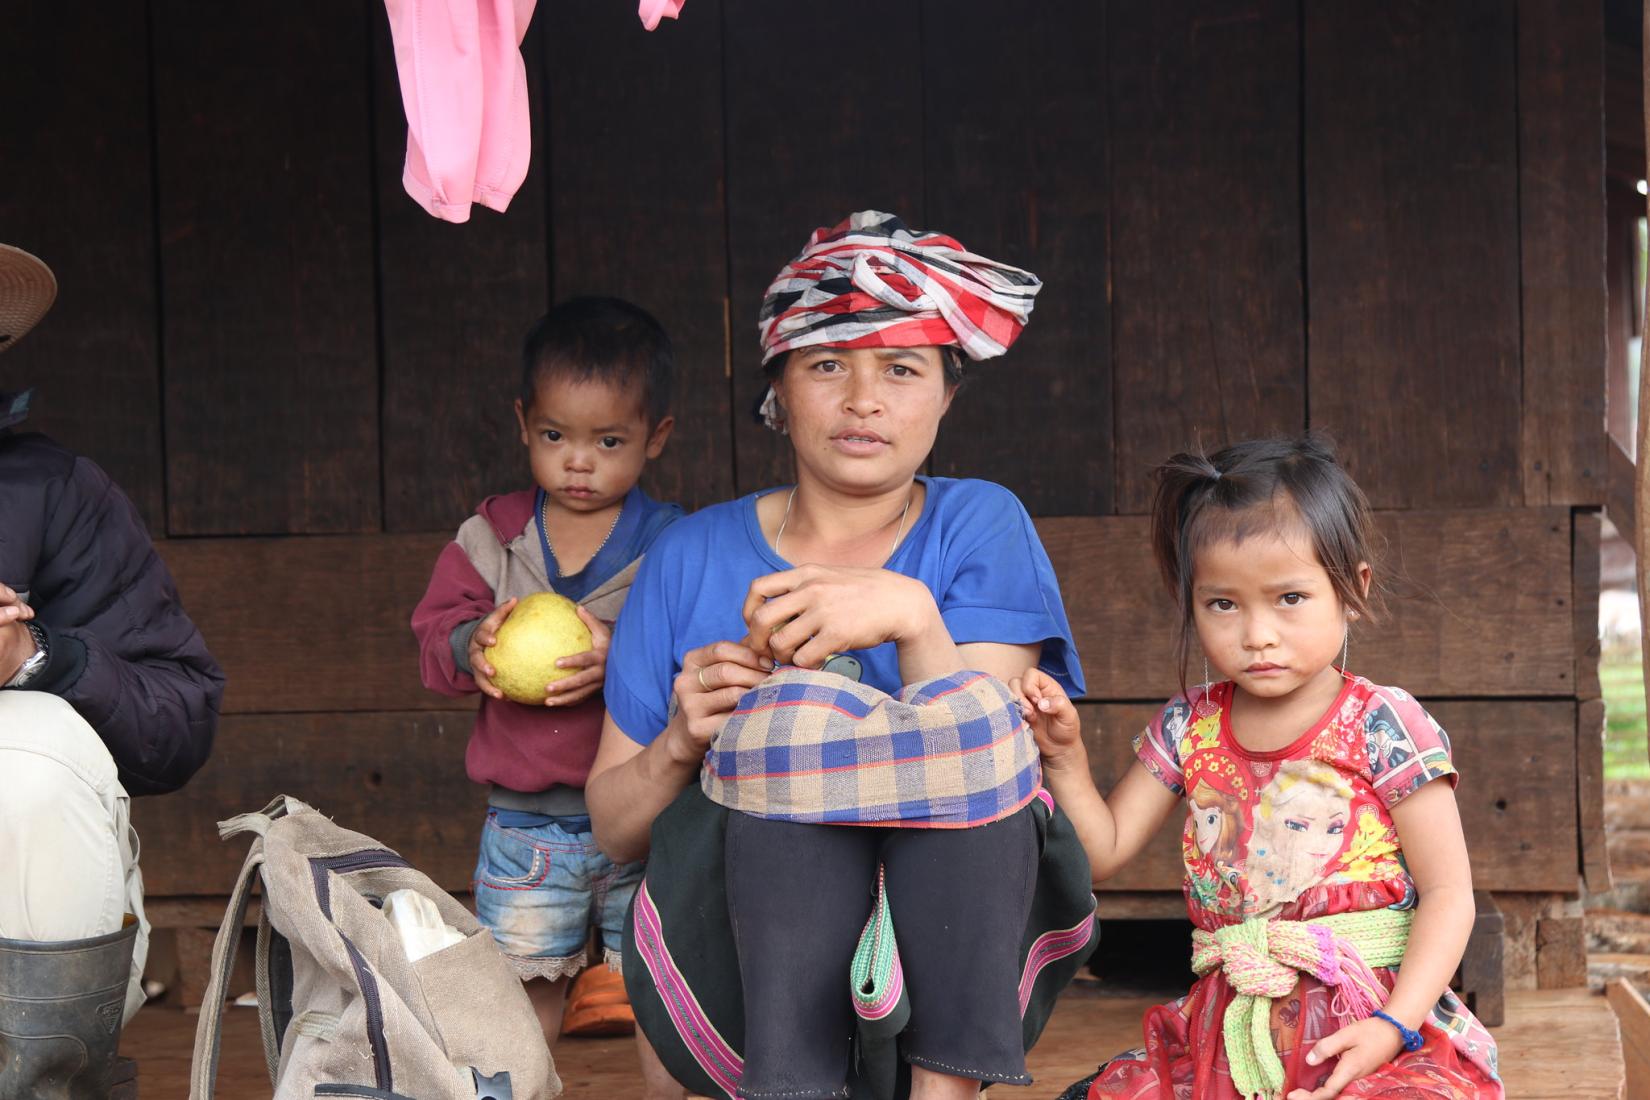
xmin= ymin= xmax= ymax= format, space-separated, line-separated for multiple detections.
xmin=701 ymin=668 xmax=1042 ymax=828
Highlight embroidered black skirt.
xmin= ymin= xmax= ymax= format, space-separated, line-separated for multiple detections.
xmin=622 ymin=785 xmax=1100 ymax=1100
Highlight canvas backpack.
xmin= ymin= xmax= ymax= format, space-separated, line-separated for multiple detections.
xmin=188 ymin=796 xmax=561 ymax=1100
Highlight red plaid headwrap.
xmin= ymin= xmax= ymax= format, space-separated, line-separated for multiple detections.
xmin=756 ymin=211 xmax=1042 ymax=429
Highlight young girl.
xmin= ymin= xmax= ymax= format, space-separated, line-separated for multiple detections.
xmin=1020 ymin=437 xmax=1501 ymax=1100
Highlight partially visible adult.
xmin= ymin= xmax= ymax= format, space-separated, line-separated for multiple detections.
xmin=0 ymin=243 xmax=223 ymax=1099
xmin=589 ymin=212 xmax=1092 ymax=1100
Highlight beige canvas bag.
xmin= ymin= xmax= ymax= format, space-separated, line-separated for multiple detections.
xmin=188 ymin=796 xmax=560 ymax=1100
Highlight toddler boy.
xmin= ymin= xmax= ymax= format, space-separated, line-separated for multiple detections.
xmin=413 ymin=297 xmax=683 ymax=1097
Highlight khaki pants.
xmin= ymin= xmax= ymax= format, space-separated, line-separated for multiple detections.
xmin=0 ymin=692 xmax=149 ymax=1023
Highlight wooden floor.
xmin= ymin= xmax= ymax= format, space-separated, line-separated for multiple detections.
xmin=126 ymin=984 xmax=1621 ymax=1099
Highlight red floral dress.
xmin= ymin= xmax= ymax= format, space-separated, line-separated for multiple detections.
xmin=1088 ymin=675 xmax=1502 ymax=1099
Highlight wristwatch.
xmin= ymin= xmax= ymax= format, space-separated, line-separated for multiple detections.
xmin=5 ymin=622 xmax=48 ymax=688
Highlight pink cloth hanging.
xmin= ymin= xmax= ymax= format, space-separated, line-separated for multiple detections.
xmin=384 ymin=0 xmax=537 ymax=223
xmin=637 ymin=0 xmax=684 ymax=30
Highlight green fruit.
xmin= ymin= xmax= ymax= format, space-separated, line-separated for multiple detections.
xmin=488 ymin=592 xmax=593 ymax=704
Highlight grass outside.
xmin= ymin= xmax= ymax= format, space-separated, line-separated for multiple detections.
xmin=1604 ymin=646 xmax=1650 ymax=780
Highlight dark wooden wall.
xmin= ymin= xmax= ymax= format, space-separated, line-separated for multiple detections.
xmin=0 ymin=1 xmax=1610 ymax=936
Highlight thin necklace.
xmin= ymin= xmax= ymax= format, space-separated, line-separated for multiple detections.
xmin=773 ymin=486 xmax=913 ymax=565
xmin=542 ymin=494 xmax=622 ymax=577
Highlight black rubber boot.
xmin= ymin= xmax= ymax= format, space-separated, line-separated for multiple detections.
xmin=0 ymin=920 xmax=139 ymax=1100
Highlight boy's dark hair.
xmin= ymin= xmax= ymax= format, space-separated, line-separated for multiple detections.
xmin=1148 ymin=434 xmax=1379 ymax=693
xmin=521 ymin=297 xmax=674 ymax=424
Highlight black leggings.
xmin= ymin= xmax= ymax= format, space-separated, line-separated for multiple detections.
xmin=723 ymin=807 xmax=1039 ymax=1099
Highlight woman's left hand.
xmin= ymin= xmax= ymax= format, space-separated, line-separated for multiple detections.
xmin=741 ymin=564 xmax=940 ymax=669
xmin=1286 ymin=1017 xmax=1407 ymax=1100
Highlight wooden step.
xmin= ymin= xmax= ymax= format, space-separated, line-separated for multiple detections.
xmin=1590 ymin=909 xmax=1650 ymax=954
xmin=1608 ymin=979 xmax=1650 ymax=1100
xmin=1607 ymin=826 xmax=1650 ymax=868
xmin=1606 ymin=781 xmax=1650 ymax=831
xmin=124 ymin=987 xmax=1621 ymax=1099
xmin=1590 ymin=952 xmax=1650 ymax=992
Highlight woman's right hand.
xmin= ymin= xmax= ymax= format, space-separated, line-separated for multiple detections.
xmin=662 ymin=640 xmax=774 ymax=764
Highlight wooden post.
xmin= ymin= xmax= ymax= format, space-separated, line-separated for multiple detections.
xmin=1538 ymin=915 xmax=1591 ymax=988
xmin=1459 ymin=891 xmax=1506 ymax=1027
xmin=1579 ymin=508 xmax=1612 ymax=892
xmin=1640 ymin=2 xmax=1650 ymax=762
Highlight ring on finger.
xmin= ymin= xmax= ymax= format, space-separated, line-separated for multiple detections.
xmin=697 ymin=666 xmax=711 ymax=691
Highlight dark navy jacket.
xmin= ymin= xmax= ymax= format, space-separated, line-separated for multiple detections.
xmin=0 ymin=432 xmax=222 ymax=794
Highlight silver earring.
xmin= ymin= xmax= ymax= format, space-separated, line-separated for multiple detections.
xmin=1194 ymin=652 xmax=1219 ymax=716
xmin=1341 ymin=628 xmax=1350 ymax=676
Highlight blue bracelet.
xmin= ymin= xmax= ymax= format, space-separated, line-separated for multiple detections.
xmin=1370 ymin=1009 xmax=1424 ymax=1052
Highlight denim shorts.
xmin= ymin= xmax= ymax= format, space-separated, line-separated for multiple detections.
xmin=472 ymin=810 xmax=645 ymax=980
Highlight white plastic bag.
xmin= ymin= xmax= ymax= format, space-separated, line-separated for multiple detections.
xmin=383 ymin=888 xmax=465 ymax=962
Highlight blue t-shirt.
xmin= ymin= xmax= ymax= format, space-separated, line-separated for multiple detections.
xmin=534 ymin=484 xmax=683 ymax=601
xmin=604 ymin=476 xmax=1084 ymax=745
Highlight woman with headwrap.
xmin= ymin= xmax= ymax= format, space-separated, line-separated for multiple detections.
xmin=588 ymin=212 xmax=1097 ymax=1100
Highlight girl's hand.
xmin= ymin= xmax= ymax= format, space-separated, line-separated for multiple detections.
xmin=467 ymin=598 xmax=518 ymax=700
xmin=661 ymin=640 xmax=774 ymax=765
xmin=1286 ymin=1016 xmax=1406 ymax=1100
xmin=1011 ymin=668 xmax=1085 ymax=771
xmin=542 ymin=606 xmax=611 ymax=708
xmin=741 ymin=564 xmax=938 ymax=669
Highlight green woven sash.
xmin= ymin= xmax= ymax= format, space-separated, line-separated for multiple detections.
xmin=1190 ymin=908 xmax=1413 ymax=1099
xmin=849 ymin=866 xmax=910 ymax=1099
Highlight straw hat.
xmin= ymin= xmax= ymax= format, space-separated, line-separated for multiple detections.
xmin=0 ymin=244 xmax=57 ymax=356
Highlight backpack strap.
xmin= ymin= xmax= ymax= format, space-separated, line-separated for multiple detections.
xmin=254 ymin=903 xmax=293 ymax=1083
xmin=195 ymin=795 xmax=311 ymax=1093
xmin=218 ymin=794 xmax=309 ymax=840
xmin=187 ymin=839 xmax=265 ymax=1100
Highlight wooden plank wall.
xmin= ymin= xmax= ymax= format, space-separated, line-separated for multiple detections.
xmin=0 ymin=2 xmax=1609 ymax=934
